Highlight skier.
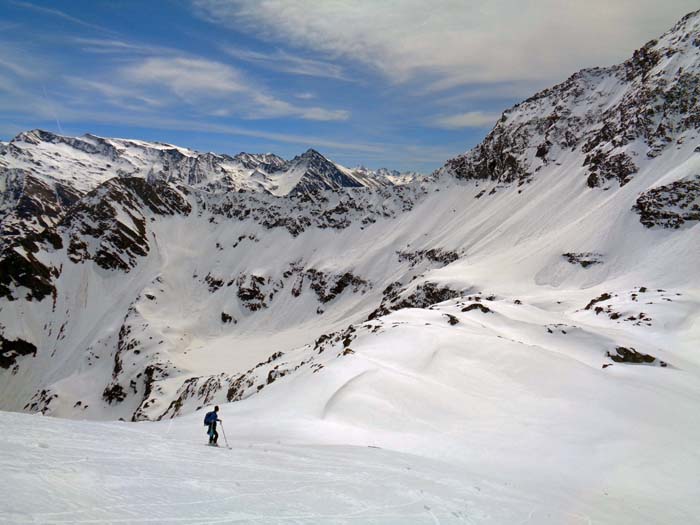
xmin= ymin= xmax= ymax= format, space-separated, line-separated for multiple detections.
xmin=204 ymin=406 xmax=221 ymax=446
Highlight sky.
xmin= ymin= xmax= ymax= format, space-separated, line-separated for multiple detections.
xmin=0 ymin=1 xmax=697 ymax=172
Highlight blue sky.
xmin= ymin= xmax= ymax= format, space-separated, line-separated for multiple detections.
xmin=0 ymin=0 xmax=697 ymax=171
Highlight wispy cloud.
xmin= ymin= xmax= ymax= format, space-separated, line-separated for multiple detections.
xmin=223 ymin=46 xmax=348 ymax=80
xmin=11 ymin=1 xmax=114 ymax=34
xmin=193 ymin=0 xmax=700 ymax=90
xmin=432 ymin=111 xmax=500 ymax=130
xmin=64 ymin=78 xmax=165 ymax=109
xmin=0 ymin=55 xmax=36 ymax=78
xmin=106 ymin=114 xmax=371 ymax=151
xmin=113 ymin=55 xmax=349 ymax=121
xmin=0 ymin=79 xmax=368 ymax=152
xmin=123 ymin=56 xmax=248 ymax=98
xmin=71 ymin=37 xmax=174 ymax=56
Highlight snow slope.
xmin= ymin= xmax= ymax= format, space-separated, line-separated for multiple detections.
xmin=3 ymin=294 xmax=699 ymax=523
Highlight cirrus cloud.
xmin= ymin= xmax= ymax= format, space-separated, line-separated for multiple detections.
xmin=112 ymin=55 xmax=349 ymax=121
xmin=432 ymin=111 xmax=500 ymax=129
xmin=192 ymin=0 xmax=700 ymax=91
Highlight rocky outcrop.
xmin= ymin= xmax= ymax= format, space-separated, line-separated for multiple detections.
xmin=633 ymin=174 xmax=700 ymax=228
xmin=0 ymin=334 xmax=37 ymax=370
xmin=563 ymin=252 xmax=603 ymax=268
xmin=368 ymin=282 xmax=464 ymax=320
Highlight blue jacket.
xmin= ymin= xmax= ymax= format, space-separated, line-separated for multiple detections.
xmin=204 ymin=411 xmax=219 ymax=425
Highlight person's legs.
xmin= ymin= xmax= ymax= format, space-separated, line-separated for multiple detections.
xmin=208 ymin=423 xmax=215 ymax=443
xmin=213 ymin=428 xmax=219 ymax=444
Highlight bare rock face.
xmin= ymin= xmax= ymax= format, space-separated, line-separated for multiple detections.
xmin=287 ymin=149 xmax=364 ymax=195
xmin=397 ymin=249 xmax=460 ymax=268
xmin=64 ymin=178 xmax=192 ymax=272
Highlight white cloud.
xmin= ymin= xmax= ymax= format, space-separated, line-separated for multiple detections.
xmin=0 ymin=44 xmax=46 ymax=79
xmin=0 ymin=56 xmax=35 ymax=78
xmin=72 ymin=38 xmax=175 ymax=56
xmin=297 ymin=106 xmax=349 ymax=122
xmin=1 ymin=32 xmax=351 ymax=126
xmin=432 ymin=111 xmax=500 ymax=130
xmin=64 ymin=78 xmax=165 ymax=110
xmin=92 ymin=54 xmax=349 ymax=122
xmin=223 ymin=47 xmax=348 ymax=80
xmin=193 ymin=0 xmax=700 ymax=90
xmin=124 ymin=57 xmax=248 ymax=98
xmin=295 ymin=92 xmax=315 ymax=100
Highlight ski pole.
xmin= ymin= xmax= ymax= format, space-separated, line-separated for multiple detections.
xmin=219 ymin=421 xmax=231 ymax=449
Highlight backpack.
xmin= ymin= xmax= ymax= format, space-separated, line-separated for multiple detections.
xmin=204 ymin=411 xmax=216 ymax=426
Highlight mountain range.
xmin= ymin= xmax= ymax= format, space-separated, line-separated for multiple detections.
xmin=1 ymin=9 xmax=698 ymax=433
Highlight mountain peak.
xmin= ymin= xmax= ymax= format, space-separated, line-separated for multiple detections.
xmin=13 ymin=129 xmax=61 ymax=145
xmin=301 ymin=148 xmax=322 ymax=156
xmin=296 ymin=148 xmax=329 ymax=164
xmin=441 ymin=9 xmax=700 ymax=191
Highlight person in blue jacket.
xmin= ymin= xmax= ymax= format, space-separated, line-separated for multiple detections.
xmin=204 ymin=406 xmax=221 ymax=445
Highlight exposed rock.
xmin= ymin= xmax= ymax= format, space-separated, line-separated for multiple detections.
xmin=102 ymin=383 xmax=127 ymax=404
xmin=0 ymin=334 xmax=37 ymax=369
xmin=633 ymin=174 xmax=700 ymax=228
xmin=461 ymin=303 xmax=492 ymax=314
xmin=368 ymin=282 xmax=462 ymax=320
xmin=563 ymin=252 xmax=603 ymax=268
xmin=444 ymin=313 xmax=460 ymax=325
xmin=397 ymin=249 xmax=460 ymax=268
xmin=606 ymin=346 xmax=664 ymax=366
xmin=584 ymin=293 xmax=612 ymax=310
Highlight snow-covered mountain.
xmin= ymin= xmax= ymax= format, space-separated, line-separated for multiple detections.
xmin=1 ymin=6 xmax=698 ymax=434
xmin=1 ymin=11 xmax=699 ymax=424
xmin=0 ymin=128 xmax=406 ymax=198
xmin=443 ymin=10 xmax=700 ymax=200
xmin=2 ymin=10 xmax=700 ymax=523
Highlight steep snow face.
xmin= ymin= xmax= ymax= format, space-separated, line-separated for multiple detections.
xmin=1 ymin=10 xmax=699 ymax=432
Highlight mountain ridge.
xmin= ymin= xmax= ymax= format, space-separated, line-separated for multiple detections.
xmin=0 ymin=128 xmax=419 ymax=196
